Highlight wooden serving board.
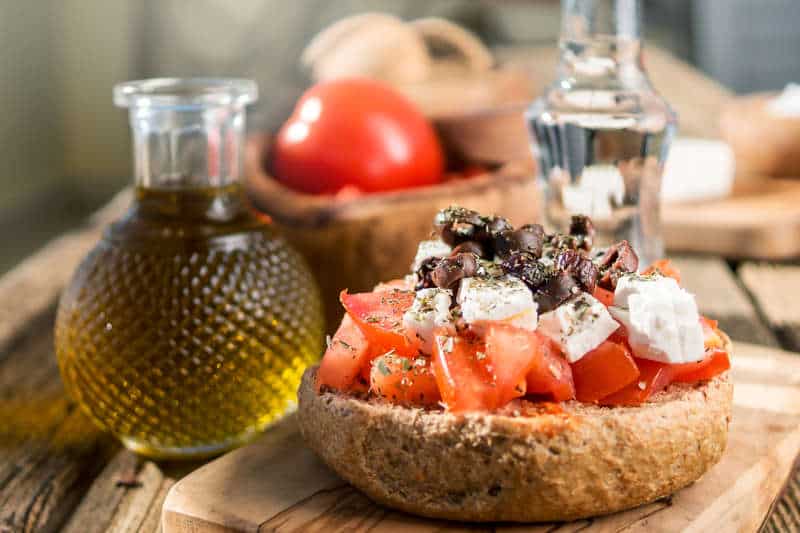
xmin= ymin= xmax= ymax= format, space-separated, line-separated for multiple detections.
xmin=162 ymin=342 xmax=800 ymax=533
xmin=663 ymin=177 xmax=800 ymax=260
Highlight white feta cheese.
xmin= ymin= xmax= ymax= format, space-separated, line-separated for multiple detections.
xmin=402 ymin=288 xmax=452 ymax=354
xmin=537 ymin=293 xmax=620 ymax=363
xmin=457 ymin=277 xmax=538 ymax=331
xmin=609 ymin=274 xmax=705 ymax=364
xmin=410 ymin=240 xmax=451 ymax=272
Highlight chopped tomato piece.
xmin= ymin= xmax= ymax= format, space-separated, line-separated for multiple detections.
xmin=600 ymin=358 xmax=674 ymax=406
xmin=571 ymin=341 xmax=640 ymax=403
xmin=593 ymin=286 xmax=615 ymax=307
xmin=432 ymin=330 xmax=497 ymax=412
xmin=524 ymin=334 xmax=576 ymax=402
xmin=484 ymin=324 xmax=544 ymax=406
xmin=642 ymin=259 xmax=681 ymax=283
xmin=370 ymin=353 xmax=441 ymax=406
xmin=316 ymin=314 xmax=370 ymax=392
xmin=340 ymin=289 xmax=419 ymax=356
xmin=671 ymin=349 xmax=730 ymax=383
xmin=701 ymin=316 xmax=725 ymax=350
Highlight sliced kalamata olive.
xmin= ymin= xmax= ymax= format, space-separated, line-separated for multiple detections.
xmin=415 ymin=256 xmax=442 ymax=290
xmin=535 ymin=271 xmax=580 ymax=313
xmin=569 ymin=215 xmax=595 ymax=251
xmin=596 ymin=240 xmax=639 ymax=290
xmin=434 ymin=206 xmax=484 ymax=245
xmin=500 ymin=251 xmax=552 ymax=290
xmin=451 ymin=241 xmax=485 ymax=258
xmin=476 ymin=215 xmax=512 ymax=242
xmin=515 ymin=224 xmax=545 ymax=257
xmin=495 ymin=224 xmax=545 ymax=259
xmin=555 ymin=249 xmax=599 ymax=293
xmin=430 ymin=253 xmax=479 ymax=290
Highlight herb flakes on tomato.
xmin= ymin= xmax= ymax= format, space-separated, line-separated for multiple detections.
xmin=432 ymin=330 xmax=497 ymax=412
xmin=340 ymin=289 xmax=419 ymax=356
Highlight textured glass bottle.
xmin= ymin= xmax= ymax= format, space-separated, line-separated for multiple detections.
xmin=55 ymin=79 xmax=324 ymax=459
xmin=527 ymin=0 xmax=676 ymax=265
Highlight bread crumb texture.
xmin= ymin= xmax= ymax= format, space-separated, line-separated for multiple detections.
xmin=298 ymin=367 xmax=733 ymax=522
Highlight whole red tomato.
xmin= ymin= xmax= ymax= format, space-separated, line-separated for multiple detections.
xmin=271 ymin=78 xmax=444 ymax=194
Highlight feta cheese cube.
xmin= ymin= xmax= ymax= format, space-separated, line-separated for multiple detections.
xmin=410 ymin=240 xmax=451 ymax=272
xmin=457 ymin=277 xmax=538 ymax=331
xmin=537 ymin=293 xmax=619 ymax=363
xmin=402 ymin=288 xmax=452 ymax=354
xmin=609 ymin=274 xmax=705 ymax=364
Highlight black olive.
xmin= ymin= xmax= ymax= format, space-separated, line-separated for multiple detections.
xmin=430 ymin=253 xmax=479 ymax=290
xmin=535 ymin=271 xmax=580 ymax=313
xmin=596 ymin=240 xmax=639 ymax=290
xmin=451 ymin=241 xmax=485 ymax=258
xmin=567 ymin=215 xmax=595 ymax=252
xmin=555 ymin=249 xmax=599 ymax=293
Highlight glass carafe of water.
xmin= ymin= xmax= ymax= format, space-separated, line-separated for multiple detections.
xmin=527 ymin=0 xmax=677 ymax=264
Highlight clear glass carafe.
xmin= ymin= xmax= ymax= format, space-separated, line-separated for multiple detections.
xmin=527 ymin=0 xmax=677 ymax=264
xmin=55 ymin=79 xmax=324 ymax=459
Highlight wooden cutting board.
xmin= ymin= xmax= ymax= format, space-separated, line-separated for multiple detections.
xmin=161 ymin=342 xmax=800 ymax=533
xmin=663 ymin=177 xmax=800 ymax=260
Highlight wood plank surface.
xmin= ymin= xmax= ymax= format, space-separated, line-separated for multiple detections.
xmin=0 ymin=310 xmax=118 ymax=533
xmin=161 ymin=342 xmax=800 ymax=533
xmin=739 ymin=263 xmax=800 ymax=352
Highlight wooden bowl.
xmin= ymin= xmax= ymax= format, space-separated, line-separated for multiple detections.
xmin=244 ymin=134 xmax=539 ymax=331
xmin=720 ymin=92 xmax=800 ymax=178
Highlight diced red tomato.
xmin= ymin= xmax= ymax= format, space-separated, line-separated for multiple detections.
xmin=671 ymin=349 xmax=730 ymax=383
xmin=316 ymin=314 xmax=371 ymax=392
xmin=484 ymin=323 xmax=544 ymax=406
xmin=524 ymin=334 xmax=576 ymax=402
xmin=370 ymin=353 xmax=441 ymax=406
xmin=593 ymin=286 xmax=615 ymax=307
xmin=340 ymin=289 xmax=419 ymax=356
xmin=642 ymin=259 xmax=681 ymax=283
xmin=571 ymin=341 xmax=640 ymax=403
xmin=432 ymin=330 xmax=497 ymax=412
xmin=701 ymin=316 xmax=725 ymax=350
xmin=600 ymin=358 xmax=674 ymax=406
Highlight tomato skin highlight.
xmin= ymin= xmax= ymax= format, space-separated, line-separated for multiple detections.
xmin=272 ymin=78 xmax=444 ymax=194
xmin=600 ymin=358 xmax=674 ymax=406
xmin=432 ymin=331 xmax=497 ymax=412
xmin=671 ymin=349 xmax=730 ymax=383
xmin=642 ymin=259 xmax=681 ymax=283
xmin=316 ymin=314 xmax=371 ymax=392
xmin=484 ymin=323 xmax=544 ymax=406
xmin=340 ymin=289 xmax=419 ymax=357
xmin=370 ymin=354 xmax=441 ymax=407
xmin=571 ymin=341 xmax=640 ymax=403
xmin=524 ymin=334 xmax=576 ymax=402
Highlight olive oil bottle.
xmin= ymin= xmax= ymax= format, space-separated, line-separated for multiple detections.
xmin=55 ymin=79 xmax=324 ymax=459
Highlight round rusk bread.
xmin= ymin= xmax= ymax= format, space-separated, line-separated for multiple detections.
xmin=297 ymin=339 xmax=734 ymax=523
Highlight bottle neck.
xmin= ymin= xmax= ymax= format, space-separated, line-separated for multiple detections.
xmin=129 ymin=103 xmax=246 ymax=192
xmin=557 ymin=0 xmax=647 ymax=89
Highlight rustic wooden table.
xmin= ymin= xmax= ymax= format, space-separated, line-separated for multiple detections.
xmin=2 ymin=48 xmax=800 ymax=532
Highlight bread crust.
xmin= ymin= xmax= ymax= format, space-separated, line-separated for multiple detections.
xmin=297 ymin=339 xmax=734 ymax=523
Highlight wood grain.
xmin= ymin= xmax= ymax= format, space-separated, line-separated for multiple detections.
xmin=0 ymin=310 xmax=118 ymax=533
xmin=161 ymin=343 xmax=800 ymax=533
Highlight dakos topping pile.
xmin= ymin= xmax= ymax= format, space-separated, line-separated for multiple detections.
xmin=316 ymin=206 xmax=730 ymax=412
